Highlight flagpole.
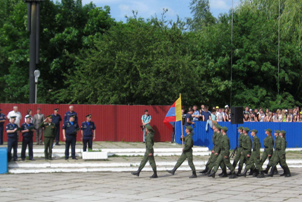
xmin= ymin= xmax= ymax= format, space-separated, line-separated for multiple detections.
xmin=180 ymin=93 xmax=184 ymax=148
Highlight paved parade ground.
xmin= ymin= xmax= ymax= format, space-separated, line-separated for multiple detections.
xmin=0 ymin=167 xmax=302 ymax=202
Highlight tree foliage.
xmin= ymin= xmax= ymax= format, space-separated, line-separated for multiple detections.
xmin=0 ymin=0 xmax=301 ymax=110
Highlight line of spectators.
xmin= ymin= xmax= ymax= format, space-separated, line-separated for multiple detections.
xmin=182 ymin=105 xmax=302 ymax=123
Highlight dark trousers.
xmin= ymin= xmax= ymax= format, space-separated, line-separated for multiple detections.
xmin=171 ymin=126 xmax=175 ymax=143
xmin=83 ymin=137 xmax=92 ymax=152
xmin=21 ymin=136 xmax=33 ymax=160
xmin=55 ymin=125 xmax=60 ymax=144
xmin=65 ymin=135 xmax=76 ymax=159
xmin=0 ymin=126 xmax=3 ymax=145
xmin=7 ymin=137 xmax=18 ymax=161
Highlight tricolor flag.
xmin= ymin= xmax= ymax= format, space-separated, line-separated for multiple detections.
xmin=163 ymin=95 xmax=182 ymax=130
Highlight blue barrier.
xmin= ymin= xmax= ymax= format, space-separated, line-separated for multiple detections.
xmin=175 ymin=121 xmax=302 ymax=149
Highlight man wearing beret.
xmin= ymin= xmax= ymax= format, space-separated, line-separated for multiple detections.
xmin=132 ymin=125 xmax=158 ymax=178
xmin=231 ymin=126 xmax=245 ymax=175
xmin=6 ymin=116 xmax=19 ymax=162
xmin=52 ymin=108 xmax=62 ymax=146
xmin=209 ymin=127 xmax=237 ymax=179
xmin=167 ymin=126 xmax=197 ymax=178
xmin=63 ymin=115 xmax=79 ymax=160
xmin=20 ymin=115 xmax=36 ymax=161
xmin=262 ymin=129 xmax=279 ymax=175
xmin=239 ymin=129 xmax=264 ymax=178
xmin=40 ymin=115 xmax=56 ymax=160
xmin=81 ymin=114 xmax=96 ymax=152
xmin=0 ymin=109 xmax=6 ymax=145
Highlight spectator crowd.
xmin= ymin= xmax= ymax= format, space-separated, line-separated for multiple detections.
xmin=182 ymin=105 xmax=302 ymax=123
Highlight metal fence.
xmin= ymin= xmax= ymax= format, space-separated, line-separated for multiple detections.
xmin=175 ymin=121 xmax=302 ymax=149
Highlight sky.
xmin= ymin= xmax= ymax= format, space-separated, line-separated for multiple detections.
xmin=78 ymin=0 xmax=241 ymax=22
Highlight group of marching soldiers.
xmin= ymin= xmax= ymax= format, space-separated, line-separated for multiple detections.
xmin=200 ymin=125 xmax=291 ymax=178
xmin=131 ymin=124 xmax=291 ymax=179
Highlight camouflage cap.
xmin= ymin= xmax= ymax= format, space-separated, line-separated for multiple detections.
xmin=275 ymin=130 xmax=280 ymax=133
xmin=244 ymin=127 xmax=250 ymax=132
xmin=265 ymin=128 xmax=272 ymax=133
xmin=215 ymin=124 xmax=222 ymax=130
xmin=145 ymin=125 xmax=154 ymax=131
xmin=280 ymin=130 xmax=286 ymax=135
xmin=250 ymin=129 xmax=258 ymax=133
xmin=237 ymin=126 xmax=244 ymax=130
xmin=185 ymin=126 xmax=193 ymax=132
xmin=221 ymin=126 xmax=228 ymax=132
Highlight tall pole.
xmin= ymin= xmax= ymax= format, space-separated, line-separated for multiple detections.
xmin=29 ymin=2 xmax=37 ymax=103
xmin=230 ymin=0 xmax=233 ymax=107
xmin=180 ymin=93 xmax=184 ymax=148
xmin=26 ymin=0 xmax=43 ymax=103
xmin=278 ymin=0 xmax=281 ymax=95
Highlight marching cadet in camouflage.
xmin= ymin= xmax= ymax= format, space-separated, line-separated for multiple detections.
xmin=262 ymin=130 xmax=279 ymax=175
xmin=278 ymin=130 xmax=291 ymax=177
xmin=230 ymin=126 xmax=244 ymax=175
xmin=239 ymin=129 xmax=264 ymax=178
xmin=209 ymin=127 xmax=236 ymax=179
xmin=266 ymin=130 xmax=283 ymax=177
xmin=40 ymin=115 xmax=56 ymax=160
xmin=205 ymin=124 xmax=227 ymax=177
xmin=240 ymin=127 xmax=253 ymax=173
xmin=260 ymin=129 xmax=274 ymax=169
xmin=167 ymin=126 xmax=197 ymax=178
xmin=132 ymin=125 xmax=157 ymax=178
xmin=200 ymin=124 xmax=219 ymax=174
xmin=268 ymin=130 xmax=292 ymax=177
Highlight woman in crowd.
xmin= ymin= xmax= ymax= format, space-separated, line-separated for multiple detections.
xmin=24 ymin=109 xmax=33 ymax=123
xmin=282 ymin=109 xmax=287 ymax=122
xmin=258 ymin=109 xmax=265 ymax=122
xmin=243 ymin=113 xmax=250 ymax=122
xmin=273 ymin=109 xmax=282 ymax=122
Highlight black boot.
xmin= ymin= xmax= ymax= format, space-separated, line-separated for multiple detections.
xmin=229 ymin=172 xmax=237 ymax=179
xmin=167 ymin=168 xmax=176 ymax=175
xmin=253 ymin=169 xmax=259 ymax=177
xmin=200 ymin=166 xmax=209 ymax=174
xmin=262 ymin=165 xmax=270 ymax=174
xmin=220 ymin=171 xmax=228 ymax=177
xmin=205 ymin=169 xmax=211 ymax=175
xmin=189 ymin=171 xmax=197 ymax=178
xmin=236 ymin=169 xmax=242 ymax=176
xmin=257 ymin=171 xmax=265 ymax=178
xmin=209 ymin=171 xmax=215 ymax=178
xmin=284 ymin=167 xmax=291 ymax=177
xmin=238 ymin=169 xmax=247 ymax=177
xmin=274 ymin=167 xmax=279 ymax=175
xmin=150 ymin=172 xmax=158 ymax=178
xmin=131 ymin=169 xmax=141 ymax=177
xmin=226 ymin=171 xmax=232 ymax=176
xmin=248 ymin=169 xmax=253 ymax=175
xmin=280 ymin=166 xmax=285 ymax=176
xmin=267 ymin=166 xmax=275 ymax=177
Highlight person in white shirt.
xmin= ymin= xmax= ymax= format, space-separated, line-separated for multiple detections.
xmin=24 ymin=109 xmax=33 ymax=123
xmin=7 ymin=106 xmax=22 ymax=127
xmin=216 ymin=107 xmax=224 ymax=122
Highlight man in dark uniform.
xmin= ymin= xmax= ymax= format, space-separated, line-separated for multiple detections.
xmin=131 ymin=125 xmax=158 ymax=178
xmin=0 ymin=109 xmax=5 ymax=145
xmin=81 ymin=114 xmax=96 ymax=152
xmin=6 ymin=116 xmax=19 ymax=162
xmin=40 ymin=115 xmax=56 ymax=160
xmin=20 ymin=115 xmax=36 ymax=161
xmin=63 ymin=115 xmax=79 ymax=160
xmin=167 ymin=126 xmax=197 ymax=178
xmin=64 ymin=106 xmax=78 ymax=124
xmin=52 ymin=108 xmax=62 ymax=146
